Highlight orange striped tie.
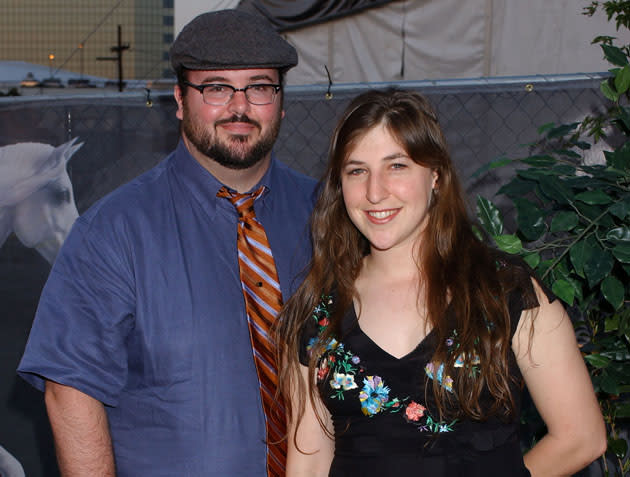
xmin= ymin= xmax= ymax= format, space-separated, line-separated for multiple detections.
xmin=217 ymin=186 xmax=287 ymax=477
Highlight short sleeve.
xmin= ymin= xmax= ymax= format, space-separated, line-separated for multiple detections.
xmin=17 ymin=214 xmax=136 ymax=406
xmin=498 ymin=254 xmax=556 ymax=337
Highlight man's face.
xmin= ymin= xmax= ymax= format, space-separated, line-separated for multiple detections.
xmin=175 ymin=68 xmax=284 ymax=170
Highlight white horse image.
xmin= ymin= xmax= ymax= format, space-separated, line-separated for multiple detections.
xmin=0 ymin=445 xmax=25 ymax=477
xmin=0 ymin=138 xmax=82 ymax=264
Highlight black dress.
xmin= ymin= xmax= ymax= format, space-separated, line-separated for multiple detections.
xmin=299 ymin=262 xmax=547 ymax=476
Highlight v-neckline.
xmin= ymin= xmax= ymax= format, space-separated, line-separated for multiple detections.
xmin=348 ymin=304 xmax=435 ymax=362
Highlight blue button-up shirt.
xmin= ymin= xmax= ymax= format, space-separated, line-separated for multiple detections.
xmin=18 ymin=141 xmax=317 ymax=476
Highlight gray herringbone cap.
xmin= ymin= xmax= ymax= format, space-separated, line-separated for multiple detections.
xmin=170 ymin=9 xmax=298 ymax=73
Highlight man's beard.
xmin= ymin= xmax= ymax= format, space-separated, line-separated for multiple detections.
xmin=182 ymin=107 xmax=281 ymax=170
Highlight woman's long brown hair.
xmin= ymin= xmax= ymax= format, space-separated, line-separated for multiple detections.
xmin=275 ymin=88 xmax=521 ymax=446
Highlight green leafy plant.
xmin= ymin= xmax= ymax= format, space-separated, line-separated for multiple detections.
xmin=475 ymin=2 xmax=630 ymax=475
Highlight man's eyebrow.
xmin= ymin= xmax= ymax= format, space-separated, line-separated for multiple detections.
xmin=198 ymin=75 xmax=228 ymax=83
xmin=248 ymin=74 xmax=277 ymax=83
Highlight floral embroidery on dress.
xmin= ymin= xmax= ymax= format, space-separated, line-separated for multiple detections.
xmin=307 ymin=295 xmax=453 ymax=432
xmin=424 ymin=362 xmax=454 ymax=392
xmin=424 ymin=330 xmax=481 ymax=393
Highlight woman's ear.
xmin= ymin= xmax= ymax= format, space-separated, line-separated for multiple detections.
xmin=432 ymin=169 xmax=439 ymax=190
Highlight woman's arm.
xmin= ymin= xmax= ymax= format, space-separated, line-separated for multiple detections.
xmin=513 ymin=280 xmax=607 ymax=477
xmin=286 ymin=364 xmax=335 ymax=477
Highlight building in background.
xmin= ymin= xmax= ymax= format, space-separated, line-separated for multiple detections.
xmin=0 ymin=0 xmax=174 ymax=82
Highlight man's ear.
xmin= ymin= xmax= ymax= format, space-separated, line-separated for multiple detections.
xmin=174 ymin=84 xmax=184 ymax=120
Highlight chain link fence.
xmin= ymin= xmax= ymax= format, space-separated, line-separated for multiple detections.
xmin=0 ymin=73 xmax=611 ymax=477
xmin=1 ymin=73 xmax=610 ymax=213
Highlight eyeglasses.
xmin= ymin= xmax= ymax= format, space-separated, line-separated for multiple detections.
xmin=182 ymin=80 xmax=281 ymax=106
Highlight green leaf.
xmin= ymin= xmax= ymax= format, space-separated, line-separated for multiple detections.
xmin=522 ymin=155 xmax=556 ymax=167
xmin=546 ymin=123 xmax=580 ymax=139
xmin=585 ymin=353 xmax=612 ymax=368
xmin=570 ymin=239 xmax=589 ymax=278
xmin=566 ymin=175 xmax=597 ymax=189
xmin=615 ymin=64 xmax=630 ymax=94
xmin=550 ymin=211 xmax=579 ymax=233
xmin=599 ymin=370 xmax=619 ymax=395
xmin=551 ymin=264 xmax=583 ymax=305
xmin=537 ymin=122 xmax=555 ymax=135
xmin=470 ymin=157 xmax=513 ymax=179
xmin=552 ymin=279 xmax=575 ymax=305
xmin=605 ymin=315 xmax=620 ymax=332
xmin=614 ymin=403 xmax=630 ymax=419
xmin=604 ymin=142 xmax=630 ymax=172
xmin=494 ymin=235 xmax=523 ymax=254
xmin=608 ymin=437 xmax=628 ymax=460
xmin=601 ymin=276 xmax=625 ymax=310
xmin=574 ymin=141 xmax=592 ymax=151
xmin=606 ymin=226 xmax=630 ymax=243
xmin=601 ymin=78 xmax=620 ymax=101
xmin=612 ymin=243 xmax=630 ymax=263
xmin=515 ymin=198 xmax=546 ymax=241
xmin=609 ymin=197 xmax=630 ymax=219
xmin=537 ymin=176 xmax=575 ymax=204
xmin=617 ymin=105 xmax=630 ymax=131
xmin=522 ymin=252 xmax=541 ymax=269
xmin=518 ymin=168 xmax=556 ymax=180
xmin=574 ymin=190 xmax=614 ymax=205
xmin=552 ymin=163 xmax=577 ymax=175
xmin=555 ymin=149 xmax=581 ymax=160
xmin=602 ymin=44 xmax=629 ymax=66
xmin=476 ymin=196 xmax=503 ymax=236
xmin=497 ymin=177 xmax=536 ymax=199
xmin=471 ymin=224 xmax=483 ymax=241
xmin=536 ymin=259 xmax=555 ymax=284
xmin=585 ymin=247 xmax=615 ymax=288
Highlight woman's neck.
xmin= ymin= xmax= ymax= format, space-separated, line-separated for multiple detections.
xmin=362 ymin=245 xmax=420 ymax=281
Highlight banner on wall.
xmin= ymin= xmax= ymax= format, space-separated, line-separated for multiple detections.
xmin=0 ymin=94 xmax=179 ymax=477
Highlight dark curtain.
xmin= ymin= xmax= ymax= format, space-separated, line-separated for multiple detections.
xmin=236 ymin=0 xmax=399 ymax=32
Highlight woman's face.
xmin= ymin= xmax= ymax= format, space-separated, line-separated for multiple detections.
xmin=341 ymin=124 xmax=437 ymax=255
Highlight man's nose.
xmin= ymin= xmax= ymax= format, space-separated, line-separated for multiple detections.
xmin=227 ymin=89 xmax=251 ymax=115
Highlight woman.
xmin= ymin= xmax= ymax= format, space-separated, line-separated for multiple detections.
xmin=275 ymin=89 xmax=606 ymax=476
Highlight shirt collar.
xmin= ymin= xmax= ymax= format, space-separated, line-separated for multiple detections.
xmin=171 ymin=140 xmax=277 ymax=216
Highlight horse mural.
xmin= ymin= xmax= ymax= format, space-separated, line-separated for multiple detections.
xmin=0 ymin=138 xmax=82 ymax=264
xmin=0 ymin=446 xmax=25 ymax=477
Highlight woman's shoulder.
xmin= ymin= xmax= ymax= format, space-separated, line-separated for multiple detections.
xmin=491 ymin=250 xmax=556 ymax=333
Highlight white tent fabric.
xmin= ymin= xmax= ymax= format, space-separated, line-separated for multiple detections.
xmin=176 ymin=0 xmax=630 ymax=85
xmin=488 ymin=0 xmax=629 ymax=76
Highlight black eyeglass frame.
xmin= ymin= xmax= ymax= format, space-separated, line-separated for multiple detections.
xmin=181 ymin=80 xmax=281 ymax=105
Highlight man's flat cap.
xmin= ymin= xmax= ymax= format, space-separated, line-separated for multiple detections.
xmin=170 ymin=9 xmax=298 ymax=73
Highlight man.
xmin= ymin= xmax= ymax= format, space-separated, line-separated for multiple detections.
xmin=18 ymin=10 xmax=316 ymax=476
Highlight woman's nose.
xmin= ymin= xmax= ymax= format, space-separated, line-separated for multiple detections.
xmin=366 ymin=171 xmax=388 ymax=204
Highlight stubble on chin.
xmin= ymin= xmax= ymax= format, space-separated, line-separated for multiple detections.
xmin=181 ymin=106 xmax=281 ymax=171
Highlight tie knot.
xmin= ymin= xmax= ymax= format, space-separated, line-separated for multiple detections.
xmin=217 ymin=186 xmax=265 ymax=220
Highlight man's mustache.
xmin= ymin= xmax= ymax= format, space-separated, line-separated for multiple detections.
xmin=216 ymin=115 xmax=261 ymax=129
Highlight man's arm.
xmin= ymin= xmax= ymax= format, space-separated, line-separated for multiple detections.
xmin=45 ymin=380 xmax=116 ymax=476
